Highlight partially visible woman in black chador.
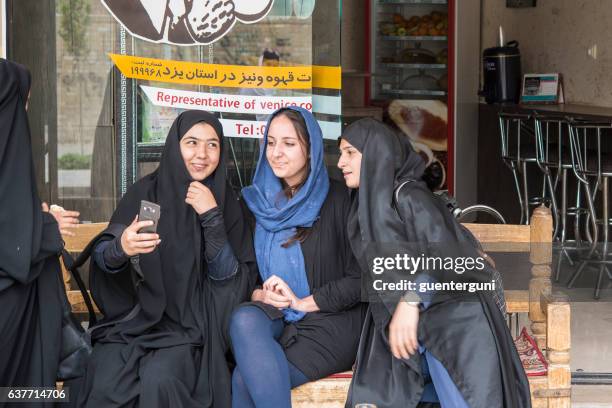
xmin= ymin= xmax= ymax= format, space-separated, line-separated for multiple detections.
xmin=0 ymin=59 xmax=64 ymax=396
xmin=338 ymin=118 xmax=531 ymax=408
xmin=77 ymin=110 xmax=257 ymax=407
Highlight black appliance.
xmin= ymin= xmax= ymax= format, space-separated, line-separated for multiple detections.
xmin=480 ymin=41 xmax=522 ymax=104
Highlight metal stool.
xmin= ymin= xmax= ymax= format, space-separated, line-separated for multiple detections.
xmin=566 ymin=119 xmax=612 ymax=299
xmin=499 ymin=112 xmax=556 ymax=224
xmin=534 ymin=114 xmax=588 ymax=281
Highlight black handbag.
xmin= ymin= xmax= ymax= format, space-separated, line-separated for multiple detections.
xmin=57 ymin=247 xmax=97 ymax=381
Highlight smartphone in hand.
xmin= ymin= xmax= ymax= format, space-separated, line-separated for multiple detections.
xmin=138 ymin=200 xmax=161 ymax=233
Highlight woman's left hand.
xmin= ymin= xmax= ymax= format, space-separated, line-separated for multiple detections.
xmin=185 ymin=181 xmax=217 ymax=215
xmin=264 ymin=275 xmax=302 ymax=310
xmin=42 ymin=202 xmax=80 ymax=237
xmin=388 ymin=301 xmax=420 ymax=360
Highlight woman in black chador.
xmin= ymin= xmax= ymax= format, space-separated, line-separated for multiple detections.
xmin=0 ymin=59 xmax=64 ymax=400
xmin=338 ymin=118 xmax=531 ymax=408
xmin=77 ymin=110 xmax=257 ymax=407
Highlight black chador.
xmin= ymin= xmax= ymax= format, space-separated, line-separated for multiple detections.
xmin=77 ymin=111 xmax=257 ymax=407
xmin=343 ymin=119 xmax=531 ymax=408
xmin=0 ymin=59 xmax=64 ymax=406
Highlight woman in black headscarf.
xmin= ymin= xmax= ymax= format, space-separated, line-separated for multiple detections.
xmin=338 ymin=118 xmax=530 ymax=408
xmin=77 ymin=110 xmax=257 ymax=407
xmin=0 ymin=59 xmax=64 ymax=396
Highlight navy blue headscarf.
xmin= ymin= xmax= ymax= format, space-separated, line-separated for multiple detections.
xmin=242 ymin=107 xmax=329 ymax=322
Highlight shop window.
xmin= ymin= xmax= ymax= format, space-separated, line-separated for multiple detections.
xmin=9 ymin=0 xmax=341 ymax=223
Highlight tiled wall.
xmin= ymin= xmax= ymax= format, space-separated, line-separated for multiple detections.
xmin=482 ymin=0 xmax=612 ymax=107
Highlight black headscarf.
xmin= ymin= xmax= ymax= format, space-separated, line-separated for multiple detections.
xmin=342 ymin=118 xmax=425 ymax=248
xmin=0 ymin=58 xmax=44 ymax=288
xmin=91 ymin=110 xmax=254 ymax=333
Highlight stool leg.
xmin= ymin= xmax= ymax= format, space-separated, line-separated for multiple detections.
xmin=547 ymin=171 xmax=560 ymax=240
xmin=561 ymin=169 xmax=575 ymax=265
xmin=584 ymin=181 xmax=599 ymax=251
xmin=596 ymin=177 xmax=610 ymax=299
xmin=561 ymin=169 xmax=569 ymax=243
xmin=555 ymin=250 xmax=564 ymax=282
xmin=595 ymin=264 xmax=605 ymax=300
xmin=568 ymin=180 xmax=600 ymax=290
xmin=521 ymin=161 xmax=530 ymax=224
xmin=554 ymin=170 xmax=567 ymax=282
xmin=603 ymin=177 xmax=609 ymax=252
xmin=510 ymin=161 xmax=526 ymax=224
xmin=575 ymin=180 xmax=584 ymax=246
xmin=555 ymin=169 xmax=576 ymax=282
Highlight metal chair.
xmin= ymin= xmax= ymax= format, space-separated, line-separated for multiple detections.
xmin=499 ymin=112 xmax=556 ymax=224
xmin=533 ymin=113 xmax=588 ymax=281
xmin=566 ymin=119 xmax=612 ymax=299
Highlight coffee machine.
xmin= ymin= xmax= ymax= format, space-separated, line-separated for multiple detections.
xmin=480 ymin=27 xmax=522 ymax=104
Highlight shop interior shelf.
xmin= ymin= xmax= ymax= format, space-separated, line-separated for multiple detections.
xmin=380 ymin=89 xmax=447 ymax=96
xmin=381 ymin=35 xmax=447 ymax=41
xmin=381 ymin=62 xmax=447 ymax=69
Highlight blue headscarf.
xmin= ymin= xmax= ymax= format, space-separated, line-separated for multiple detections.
xmin=242 ymin=107 xmax=330 ymax=322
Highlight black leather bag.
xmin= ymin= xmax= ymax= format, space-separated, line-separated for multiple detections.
xmin=57 ymin=248 xmax=97 ymax=381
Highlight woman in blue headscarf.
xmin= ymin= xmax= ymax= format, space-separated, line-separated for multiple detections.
xmin=230 ymin=107 xmax=365 ymax=407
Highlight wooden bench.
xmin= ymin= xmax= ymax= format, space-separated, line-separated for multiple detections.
xmin=63 ymin=206 xmax=570 ymax=408
xmin=61 ymin=223 xmax=107 ymax=313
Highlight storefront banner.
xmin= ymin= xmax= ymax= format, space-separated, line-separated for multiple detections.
xmin=110 ymin=53 xmax=341 ymax=90
xmin=101 ymin=0 xmax=275 ymax=46
xmin=140 ymin=85 xmax=312 ymax=115
xmin=220 ymin=118 xmax=341 ymax=139
xmin=139 ymin=85 xmax=341 ymax=140
xmin=140 ymin=103 xmax=340 ymax=142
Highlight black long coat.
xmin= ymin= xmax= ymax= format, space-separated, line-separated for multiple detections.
xmin=248 ymin=179 xmax=367 ymax=380
xmin=346 ymin=182 xmax=531 ymax=408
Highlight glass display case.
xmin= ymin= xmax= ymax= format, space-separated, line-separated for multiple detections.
xmin=367 ymin=0 xmax=486 ymax=205
xmin=371 ymin=0 xmax=449 ymax=100
xmin=368 ymin=0 xmax=452 ymax=192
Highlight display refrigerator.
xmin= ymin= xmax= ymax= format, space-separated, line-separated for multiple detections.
xmin=365 ymin=0 xmax=480 ymax=206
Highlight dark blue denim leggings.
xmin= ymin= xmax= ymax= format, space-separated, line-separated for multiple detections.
xmin=229 ymin=305 xmax=309 ymax=408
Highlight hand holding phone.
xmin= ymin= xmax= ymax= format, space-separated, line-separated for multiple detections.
xmin=119 ymin=201 xmax=162 ymax=256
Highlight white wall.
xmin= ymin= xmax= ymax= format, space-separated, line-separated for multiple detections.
xmin=482 ymin=0 xmax=612 ymax=107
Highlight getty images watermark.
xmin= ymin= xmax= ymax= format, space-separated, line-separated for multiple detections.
xmin=370 ymin=253 xmax=497 ymax=293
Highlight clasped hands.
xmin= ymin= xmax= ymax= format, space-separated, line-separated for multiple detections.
xmin=252 ymin=275 xmax=307 ymax=312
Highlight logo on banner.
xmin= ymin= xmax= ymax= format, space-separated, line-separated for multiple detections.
xmin=101 ymin=0 xmax=274 ymax=45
